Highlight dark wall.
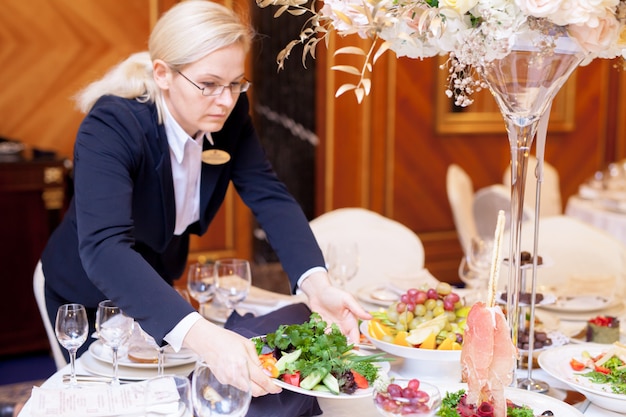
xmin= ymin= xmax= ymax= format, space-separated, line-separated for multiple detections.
xmin=249 ymin=4 xmax=317 ymax=263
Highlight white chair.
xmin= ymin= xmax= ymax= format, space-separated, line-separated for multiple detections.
xmin=473 ymin=184 xmax=534 ymax=240
xmin=446 ymin=164 xmax=479 ymax=255
xmin=33 ymin=261 xmax=68 ymax=370
xmin=503 ymin=155 xmax=562 ymax=217
xmin=309 ymin=208 xmax=426 ymax=294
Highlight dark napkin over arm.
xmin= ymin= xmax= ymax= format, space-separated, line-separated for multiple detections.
xmin=224 ymin=302 xmax=323 ymax=417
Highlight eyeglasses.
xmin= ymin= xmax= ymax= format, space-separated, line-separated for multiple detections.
xmin=177 ymin=71 xmax=251 ymax=96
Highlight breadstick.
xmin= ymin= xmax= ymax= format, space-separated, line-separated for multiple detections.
xmin=487 ymin=210 xmax=506 ymax=307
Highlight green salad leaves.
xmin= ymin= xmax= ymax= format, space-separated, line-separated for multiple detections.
xmin=254 ymin=313 xmax=388 ymax=393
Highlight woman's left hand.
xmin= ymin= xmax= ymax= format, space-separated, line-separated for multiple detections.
xmin=299 ymin=271 xmax=371 ymax=343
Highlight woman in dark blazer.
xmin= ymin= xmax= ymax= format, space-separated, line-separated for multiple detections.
xmin=40 ymin=0 xmax=369 ymax=405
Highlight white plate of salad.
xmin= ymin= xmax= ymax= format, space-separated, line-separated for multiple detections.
xmin=254 ymin=313 xmax=391 ymax=399
xmin=538 ymin=342 xmax=626 ymax=413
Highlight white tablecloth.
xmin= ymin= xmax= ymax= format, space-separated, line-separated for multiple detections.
xmin=17 ymin=356 xmax=622 ymax=417
xmin=566 ymin=195 xmax=626 ymax=246
xmin=17 ymin=281 xmax=626 ymax=416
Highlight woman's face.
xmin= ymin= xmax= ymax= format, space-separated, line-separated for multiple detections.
xmin=158 ymin=43 xmax=247 ymax=136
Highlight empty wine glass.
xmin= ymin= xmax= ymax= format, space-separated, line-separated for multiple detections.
xmin=326 ymin=241 xmax=359 ymax=289
xmin=187 ymin=261 xmax=216 ymax=317
xmin=55 ymin=303 xmax=88 ymax=388
xmin=145 ymin=374 xmax=193 ymax=417
xmin=192 ymin=358 xmax=251 ymax=417
xmin=96 ymin=299 xmax=134 ymax=385
xmin=214 ymin=258 xmax=251 ymax=316
xmin=458 ymin=237 xmax=493 ymax=302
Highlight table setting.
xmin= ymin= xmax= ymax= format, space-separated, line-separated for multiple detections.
xmin=565 ymin=160 xmax=626 ymax=246
xmin=17 ymin=245 xmax=626 ymax=417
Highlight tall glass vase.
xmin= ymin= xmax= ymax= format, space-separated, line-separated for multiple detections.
xmin=477 ymin=27 xmax=585 ymax=391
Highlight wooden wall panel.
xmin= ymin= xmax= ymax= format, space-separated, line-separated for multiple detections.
xmin=0 ymin=0 xmax=152 ymax=158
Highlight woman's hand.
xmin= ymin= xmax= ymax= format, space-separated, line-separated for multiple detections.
xmin=299 ymin=271 xmax=371 ymax=343
xmin=183 ymin=319 xmax=282 ymax=397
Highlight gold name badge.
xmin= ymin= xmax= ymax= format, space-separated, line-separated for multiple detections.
xmin=201 ymin=149 xmax=230 ymax=165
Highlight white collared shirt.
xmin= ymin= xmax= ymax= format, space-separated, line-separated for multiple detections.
xmin=161 ymin=99 xmax=206 ymax=348
xmin=161 ymin=99 xmax=206 ymax=236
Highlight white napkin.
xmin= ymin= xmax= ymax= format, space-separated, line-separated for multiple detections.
xmin=28 ymin=382 xmax=146 ymax=417
xmin=238 ymin=287 xmax=307 ymax=316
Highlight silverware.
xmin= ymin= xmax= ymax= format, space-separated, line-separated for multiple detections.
xmin=62 ymin=374 xmax=134 ymax=384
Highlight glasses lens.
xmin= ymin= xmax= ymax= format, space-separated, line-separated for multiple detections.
xmin=203 ymin=81 xmax=250 ymax=96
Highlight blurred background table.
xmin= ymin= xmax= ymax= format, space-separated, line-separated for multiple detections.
xmin=566 ymin=195 xmax=626 ymax=246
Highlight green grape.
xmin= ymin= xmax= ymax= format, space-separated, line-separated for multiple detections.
xmin=398 ymin=311 xmax=414 ymax=325
xmin=413 ymin=304 xmax=426 ymax=316
xmin=436 ymin=282 xmax=452 ymax=295
xmin=424 ymin=299 xmax=437 ymax=311
xmin=433 ymin=305 xmax=445 ymax=317
xmin=408 ymin=317 xmax=421 ymax=330
xmin=386 ymin=309 xmax=399 ymax=323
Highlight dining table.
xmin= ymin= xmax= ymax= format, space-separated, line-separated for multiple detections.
xmin=17 ymin=275 xmax=626 ymax=417
xmin=566 ymin=194 xmax=626 ymax=246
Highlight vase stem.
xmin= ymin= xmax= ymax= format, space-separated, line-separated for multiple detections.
xmin=505 ymin=119 xmax=535 ymax=351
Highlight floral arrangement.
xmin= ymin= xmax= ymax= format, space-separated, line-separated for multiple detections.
xmin=256 ymin=0 xmax=626 ymax=105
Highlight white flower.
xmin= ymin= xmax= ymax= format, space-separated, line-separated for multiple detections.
xmin=256 ymin=0 xmax=626 ymax=103
xmin=441 ymin=0 xmax=480 ymax=15
xmin=320 ymin=0 xmax=375 ymax=39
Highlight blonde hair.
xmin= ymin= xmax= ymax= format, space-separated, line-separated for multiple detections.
xmin=74 ymin=0 xmax=254 ymax=119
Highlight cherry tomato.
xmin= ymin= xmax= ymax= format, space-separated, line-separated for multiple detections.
xmin=282 ymin=371 xmax=301 ymax=387
xmin=351 ymin=370 xmax=369 ymax=389
xmin=594 ymin=365 xmax=611 ymax=374
xmin=569 ymin=358 xmax=585 ymax=371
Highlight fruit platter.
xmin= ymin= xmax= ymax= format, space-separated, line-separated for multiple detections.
xmin=360 ymin=282 xmax=468 ymax=380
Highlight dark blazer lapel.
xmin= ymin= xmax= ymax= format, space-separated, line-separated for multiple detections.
xmin=151 ymin=121 xmax=177 ymax=239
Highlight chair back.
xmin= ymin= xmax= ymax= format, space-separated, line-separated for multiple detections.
xmin=446 ymin=164 xmax=479 ymax=255
xmin=503 ymin=155 xmax=562 ymax=217
xmin=309 ymin=208 xmax=425 ymax=293
xmin=473 ymin=184 xmax=534 ymax=240
xmin=33 ymin=261 xmax=67 ymax=370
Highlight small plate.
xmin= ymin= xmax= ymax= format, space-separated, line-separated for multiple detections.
xmin=89 ymin=340 xmax=197 ymax=369
xmin=540 ymin=294 xmax=616 ymax=313
xmin=356 ymin=284 xmax=399 ymax=307
xmin=517 ymin=330 xmax=569 ymax=353
xmin=81 ymin=350 xmax=195 ymax=381
xmin=496 ymin=291 xmax=557 ymax=307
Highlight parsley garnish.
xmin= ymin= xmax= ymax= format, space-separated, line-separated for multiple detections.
xmin=261 ymin=313 xmax=387 ymax=382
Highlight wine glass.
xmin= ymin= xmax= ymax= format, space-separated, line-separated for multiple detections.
xmin=145 ymin=374 xmax=193 ymax=417
xmin=458 ymin=237 xmax=493 ymax=303
xmin=214 ymin=258 xmax=252 ymax=316
xmin=96 ymin=299 xmax=134 ymax=385
xmin=192 ymin=359 xmax=251 ymax=417
xmin=187 ymin=261 xmax=216 ymax=317
xmin=326 ymin=241 xmax=359 ymax=289
xmin=55 ymin=303 xmax=88 ymax=388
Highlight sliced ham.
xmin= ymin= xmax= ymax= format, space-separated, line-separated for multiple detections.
xmin=460 ymin=302 xmax=518 ymax=417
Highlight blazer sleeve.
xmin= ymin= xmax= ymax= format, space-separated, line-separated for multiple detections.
xmin=219 ymin=96 xmax=326 ymax=292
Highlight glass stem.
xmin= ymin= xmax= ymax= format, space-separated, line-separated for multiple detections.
xmin=69 ymin=349 xmax=78 ymax=387
xmin=111 ymin=347 xmax=120 ymax=386
xmin=157 ymin=347 xmax=164 ymax=377
xmin=505 ymin=118 xmax=536 ymax=352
